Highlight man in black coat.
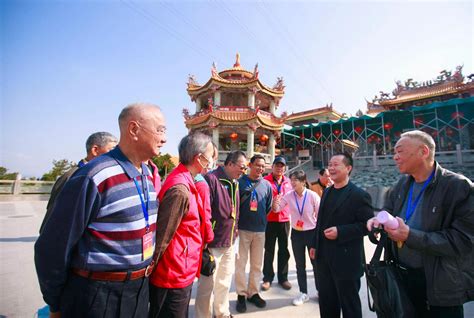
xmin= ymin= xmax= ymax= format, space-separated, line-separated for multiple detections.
xmin=310 ymin=153 xmax=373 ymax=318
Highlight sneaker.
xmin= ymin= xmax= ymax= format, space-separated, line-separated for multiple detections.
xmin=247 ymin=293 xmax=267 ymax=308
xmin=236 ymin=295 xmax=247 ymax=313
xmin=292 ymin=292 xmax=309 ymax=306
xmin=279 ymin=280 xmax=292 ymax=290
xmin=261 ymin=281 xmax=271 ymax=291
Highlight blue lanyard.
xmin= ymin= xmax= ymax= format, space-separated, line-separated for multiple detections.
xmin=246 ymin=178 xmax=257 ymax=200
xmin=133 ymin=176 xmax=150 ymax=231
xmin=273 ymin=177 xmax=282 ymax=194
xmin=293 ymin=191 xmax=307 ymax=217
xmin=405 ymin=170 xmax=435 ymax=222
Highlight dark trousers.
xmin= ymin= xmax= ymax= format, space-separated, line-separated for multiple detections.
xmin=316 ymin=258 xmax=361 ymax=318
xmin=291 ymin=229 xmax=317 ymax=294
xmin=60 ymin=273 xmax=149 ymax=318
xmin=263 ymin=221 xmax=290 ymax=283
xmin=399 ymin=267 xmax=464 ymax=318
xmin=149 ymin=282 xmax=193 ymax=318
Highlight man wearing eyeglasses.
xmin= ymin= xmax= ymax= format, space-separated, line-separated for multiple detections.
xmin=235 ymin=154 xmax=273 ymax=313
xmin=195 ymin=150 xmax=247 ymax=318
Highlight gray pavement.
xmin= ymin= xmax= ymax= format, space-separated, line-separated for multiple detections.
xmin=0 ymin=198 xmax=473 ymax=317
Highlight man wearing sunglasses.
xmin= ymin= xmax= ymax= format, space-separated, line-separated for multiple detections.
xmin=195 ymin=150 xmax=247 ymax=318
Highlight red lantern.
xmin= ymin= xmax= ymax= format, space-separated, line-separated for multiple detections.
xmin=333 ymin=129 xmax=341 ymax=136
xmin=315 ymin=131 xmax=322 ymax=139
xmin=451 ymin=112 xmax=464 ymax=119
xmin=230 ymin=132 xmax=238 ymax=141
xmin=383 ymin=122 xmax=393 ymax=131
xmin=355 ymin=126 xmax=363 ymax=134
xmin=259 ymin=134 xmax=269 ymax=143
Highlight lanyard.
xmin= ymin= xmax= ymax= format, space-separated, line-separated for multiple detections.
xmin=405 ymin=170 xmax=435 ymax=222
xmin=273 ymin=177 xmax=283 ymax=194
xmin=246 ymin=178 xmax=257 ymax=200
xmin=293 ymin=190 xmax=307 ymax=217
xmin=133 ymin=176 xmax=150 ymax=231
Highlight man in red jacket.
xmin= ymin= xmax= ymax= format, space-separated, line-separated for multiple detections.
xmin=261 ymin=156 xmax=293 ymax=291
xmin=149 ymin=132 xmax=214 ymax=318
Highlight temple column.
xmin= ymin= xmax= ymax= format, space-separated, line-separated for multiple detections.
xmin=269 ymin=100 xmax=276 ymax=114
xmin=247 ymin=128 xmax=254 ymax=158
xmin=196 ymin=98 xmax=201 ymax=112
xmin=248 ymin=92 xmax=255 ymax=109
xmin=269 ymin=134 xmax=275 ymax=163
xmin=214 ymin=91 xmax=221 ymax=107
xmin=213 ymin=129 xmax=219 ymax=151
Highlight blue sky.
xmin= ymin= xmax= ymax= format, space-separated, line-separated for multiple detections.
xmin=1 ymin=0 xmax=472 ymax=177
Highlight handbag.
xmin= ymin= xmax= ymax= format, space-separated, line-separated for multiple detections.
xmin=201 ymin=247 xmax=216 ymax=276
xmin=364 ymin=231 xmax=416 ymax=318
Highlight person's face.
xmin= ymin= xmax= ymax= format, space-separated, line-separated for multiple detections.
xmin=226 ymin=155 xmax=248 ymax=180
xmin=137 ymin=110 xmax=167 ymax=158
xmin=290 ymin=176 xmax=305 ymax=191
xmin=249 ymin=158 xmax=266 ymax=179
xmin=328 ymin=155 xmax=351 ymax=183
xmin=393 ymin=137 xmax=426 ymax=174
xmin=272 ymin=163 xmax=286 ymax=177
xmin=197 ymin=143 xmax=216 ymax=174
xmin=319 ymin=169 xmax=331 ymax=186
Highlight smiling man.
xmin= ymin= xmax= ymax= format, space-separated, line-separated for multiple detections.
xmin=310 ymin=152 xmax=373 ymax=318
xmin=367 ymin=130 xmax=474 ymax=317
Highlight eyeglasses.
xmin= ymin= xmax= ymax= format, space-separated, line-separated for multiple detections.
xmin=233 ymin=162 xmax=248 ymax=171
xmin=199 ymin=153 xmax=216 ymax=170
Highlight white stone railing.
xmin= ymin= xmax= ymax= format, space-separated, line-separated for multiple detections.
xmin=0 ymin=180 xmax=55 ymax=195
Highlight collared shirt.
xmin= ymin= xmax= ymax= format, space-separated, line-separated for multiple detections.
xmin=276 ymin=188 xmax=320 ymax=231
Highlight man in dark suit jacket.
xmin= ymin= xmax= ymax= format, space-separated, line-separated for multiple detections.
xmin=310 ymin=153 xmax=373 ymax=318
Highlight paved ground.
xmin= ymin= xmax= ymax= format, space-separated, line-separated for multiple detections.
xmin=0 ymin=198 xmax=473 ymax=317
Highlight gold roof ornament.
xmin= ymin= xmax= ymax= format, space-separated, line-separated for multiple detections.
xmin=234 ymin=53 xmax=241 ymax=68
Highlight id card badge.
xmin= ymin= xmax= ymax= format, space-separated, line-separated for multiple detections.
xmin=142 ymin=231 xmax=154 ymax=260
xmin=250 ymin=199 xmax=258 ymax=212
xmin=295 ymin=219 xmax=304 ymax=231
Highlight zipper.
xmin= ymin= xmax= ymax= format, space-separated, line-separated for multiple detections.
xmin=219 ymin=178 xmax=238 ymax=244
xmin=184 ymin=239 xmax=189 ymax=269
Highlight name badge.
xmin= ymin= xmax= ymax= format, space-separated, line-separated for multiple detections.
xmin=250 ymin=199 xmax=258 ymax=212
xmin=142 ymin=231 xmax=154 ymax=260
xmin=295 ymin=219 xmax=304 ymax=231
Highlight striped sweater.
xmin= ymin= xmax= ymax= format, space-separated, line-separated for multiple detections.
xmin=35 ymin=146 xmax=158 ymax=311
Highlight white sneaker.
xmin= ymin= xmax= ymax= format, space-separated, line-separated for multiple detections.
xmin=292 ymin=292 xmax=309 ymax=306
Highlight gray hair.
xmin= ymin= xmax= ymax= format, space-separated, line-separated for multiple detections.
xmin=118 ymin=102 xmax=162 ymax=127
xmin=401 ymin=130 xmax=436 ymax=160
xmin=85 ymin=132 xmax=118 ymax=153
xmin=178 ymin=132 xmax=212 ymax=165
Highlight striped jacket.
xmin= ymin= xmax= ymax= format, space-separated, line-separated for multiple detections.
xmin=35 ymin=146 xmax=158 ymax=311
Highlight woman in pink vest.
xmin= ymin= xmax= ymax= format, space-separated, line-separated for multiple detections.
xmin=149 ymin=133 xmax=215 ymax=318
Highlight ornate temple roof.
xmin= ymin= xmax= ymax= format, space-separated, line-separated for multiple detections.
xmin=367 ymin=65 xmax=474 ymax=114
xmin=184 ymin=107 xmax=285 ymax=131
xmin=186 ymin=53 xmax=285 ymax=99
xmin=285 ymin=104 xmax=343 ymax=125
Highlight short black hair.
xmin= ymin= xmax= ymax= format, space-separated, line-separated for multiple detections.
xmin=318 ymin=168 xmax=327 ymax=176
xmin=333 ymin=152 xmax=353 ymax=175
xmin=250 ymin=154 xmax=266 ymax=164
xmin=224 ymin=150 xmax=247 ymax=166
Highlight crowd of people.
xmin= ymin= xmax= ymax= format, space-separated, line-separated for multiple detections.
xmin=35 ymin=103 xmax=474 ymax=318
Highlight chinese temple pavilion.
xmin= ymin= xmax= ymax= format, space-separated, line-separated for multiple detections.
xmin=183 ymin=54 xmax=286 ymax=165
xmin=281 ymin=66 xmax=474 ymax=168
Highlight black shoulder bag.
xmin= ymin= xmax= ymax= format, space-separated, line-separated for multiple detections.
xmin=364 ymin=230 xmax=416 ymax=318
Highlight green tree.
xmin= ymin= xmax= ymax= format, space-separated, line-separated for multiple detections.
xmin=0 ymin=166 xmax=18 ymax=180
xmin=41 ymin=159 xmax=76 ymax=181
xmin=151 ymin=153 xmax=176 ymax=178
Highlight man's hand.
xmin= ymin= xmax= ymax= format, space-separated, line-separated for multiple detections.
xmin=323 ymin=226 xmax=338 ymax=240
xmin=366 ymin=216 xmax=381 ymax=232
xmin=50 ymin=311 xmax=61 ymax=318
xmin=385 ymin=217 xmax=409 ymax=242
xmin=309 ymin=248 xmax=316 ymax=260
xmin=272 ymin=194 xmax=281 ymax=212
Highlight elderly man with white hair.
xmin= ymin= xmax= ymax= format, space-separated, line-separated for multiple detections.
xmin=367 ymin=129 xmax=474 ymax=317
xmin=35 ymin=103 xmax=166 ymax=318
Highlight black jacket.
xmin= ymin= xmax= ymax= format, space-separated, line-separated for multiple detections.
xmin=312 ymin=181 xmax=373 ymax=280
xmin=384 ymin=162 xmax=474 ymax=306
